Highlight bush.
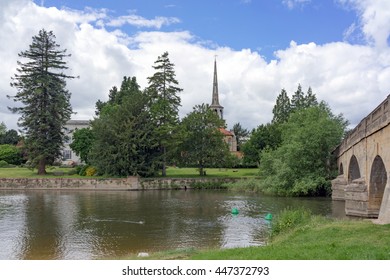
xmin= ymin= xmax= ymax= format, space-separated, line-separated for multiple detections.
xmin=75 ymin=165 xmax=97 ymax=176
xmin=85 ymin=166 xmax=97 ymax=176
xmin=0 ymin=160 xmax=9 ymax=168
xmin=76 ymin=165 xmax=89 ymax=176
xmin=0 ymin=144 xmax=23 ymax=165
xmin=271 ymin=207 xmax=312 ymax=237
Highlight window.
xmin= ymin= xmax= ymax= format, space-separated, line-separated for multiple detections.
xmin=63 ymin=150 xmax=72 ymax=160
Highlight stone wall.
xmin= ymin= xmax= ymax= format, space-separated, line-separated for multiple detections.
xmin=0 ymin=176 xmax=238 ymax=191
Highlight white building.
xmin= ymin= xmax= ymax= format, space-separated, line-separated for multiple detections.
xmin=62 ymin=120 xmax=90 ymax=165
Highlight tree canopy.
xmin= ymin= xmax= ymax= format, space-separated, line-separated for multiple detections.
xmin=89 ymin=76 xmax=160 ymax=177
xmin=178 ymin=103 xmax=229 ymax=176
xmin=259 ymin=102 xmax=347 ymax=196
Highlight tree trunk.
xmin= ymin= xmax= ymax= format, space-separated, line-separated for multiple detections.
xmin=161 ymin=146 xmax=167 ymax=177
xmin=37 ymin=158 xmax=46 ymax=175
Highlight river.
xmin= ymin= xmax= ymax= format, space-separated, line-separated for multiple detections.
xmin=0 ymin=189 xmax=346 ymax=259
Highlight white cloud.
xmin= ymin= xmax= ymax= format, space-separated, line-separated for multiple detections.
xmin=338 ymin=0 xmax=390 ymax=48
xmin=107 ymin=14 xmax=180 ymax=29
xmin=1 ymin=0 xmax=390 ymax=133
xmin=282 ymin=0 xmax=311 ymax=10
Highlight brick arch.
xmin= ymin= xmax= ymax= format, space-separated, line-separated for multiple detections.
xmin=369 ymin=155 xmax=387 ymax=212
xmin=348 ymin=155 xmax=361 ymax=182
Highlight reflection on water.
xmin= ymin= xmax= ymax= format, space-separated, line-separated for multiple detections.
xmin=0 ymin=190 xmax=346 ymax=259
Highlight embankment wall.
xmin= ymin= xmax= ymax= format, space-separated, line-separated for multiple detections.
xmin=0 ymin=177 xmax=239 ymax=191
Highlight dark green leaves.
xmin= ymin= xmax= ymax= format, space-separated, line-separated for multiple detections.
xmin=9 ymin=29 xmax=74 ymax=174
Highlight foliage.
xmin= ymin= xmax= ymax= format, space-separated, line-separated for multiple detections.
xmin=241 ymin=123 xmax=281 ymax=166
xmin=178 ymin=103 xmax=230 ymax=176
xmin=258 ymin=103 xmax=348 ymax=196
xmin=70 ymin=127 xmax=94 ymax=164
xmin=146 ymin=52 xmax=182 ymax=176
xmin=232 ymin=122 xmax=249 ymax=151
xmin=90 ymin=77 xmax=160 ymax=177
xmin=0 ymin=160 xmax=9 ymax=168
xmin=272 ymin=88 xmax=291 ymax=124
xmin=95 ymin=76 xmax=141 ymax=116
xmin=0 ymin=129 xmax=20 ymax=145
xmin=270 ymin=207 xmax=312 ymax=236
xmin=8 ymin=29 xmax=75 ymax=175
xmin=85 ymin=166 xmax=97 ymax=176
xmin=272 ymin=84 xmax=318 ymax=126
xmin=76 ymin=164 xmax=89 ymax=176
xmin=0 ymin=144 xmax=23 ymax=165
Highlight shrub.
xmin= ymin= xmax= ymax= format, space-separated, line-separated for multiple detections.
xmin=85 ymin=166 xmax=97 ymax=176
xmin=76 ymin=165 xmax=89 ymax=176
xmin=0 ymin=160 xmax=9 ymax=168
xmin=0 ymin=144 xmax=23 ymax=165
xmin=271 ymin=207 xmax=312 ymax=237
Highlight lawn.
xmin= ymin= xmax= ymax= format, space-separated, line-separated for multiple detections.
xmin=0 ymin=166 xmax=259 ymax=178
xmin=0 ymin=166 xmax=82 ymax=178
xmin=162 ymin=167 xmax=259 ymax=178
xmin=125 ymin=212 xmax=390 ymax=260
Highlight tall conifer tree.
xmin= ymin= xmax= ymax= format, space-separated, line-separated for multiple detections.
xmin=272 ymin=88 xmax=291 ymax=124
xmin=9 ymin=29 xmax=75 ymax=174
xmin=146 ymin=52 xmax=182 ymax=176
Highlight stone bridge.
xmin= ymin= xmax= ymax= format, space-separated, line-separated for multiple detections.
xmin=332 ymin=94 xmax=390 ymax=223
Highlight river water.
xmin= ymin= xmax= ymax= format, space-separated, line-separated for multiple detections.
xmin=0 ymin=189 xmax=346 ymax=259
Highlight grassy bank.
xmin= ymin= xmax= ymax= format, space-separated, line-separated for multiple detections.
xmin=0 ymin=166 xmax=84 ymax=178
xmin=129 ymin=209 xmax=390 ymax=260
xmin=0 ymin=166 xmax=259 ymax=179
xmin=161 ymin=167 xmax=258 ymax=178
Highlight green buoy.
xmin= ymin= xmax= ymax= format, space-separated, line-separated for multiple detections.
xmin=231 ymin=208 xmax=239 ymax=215
xmin=265 ymin=213 xmax=273 ymax=220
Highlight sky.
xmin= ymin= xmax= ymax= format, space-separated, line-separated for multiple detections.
xmin=1 ymin=0 xmax=390 ymax=131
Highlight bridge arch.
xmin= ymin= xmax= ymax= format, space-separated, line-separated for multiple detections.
xmin=348 ymin=155 xmax=361 ymax=182
xmin=339 ymin=163 xmax=344 ymax=175
xmin=369 ymin=155 xmax=387 ymax=213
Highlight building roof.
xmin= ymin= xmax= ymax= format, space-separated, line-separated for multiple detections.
xmin=66 ymin=120 xmax=90 ymax=126
xmin=219 ymin=127 xmax=234 ymax=136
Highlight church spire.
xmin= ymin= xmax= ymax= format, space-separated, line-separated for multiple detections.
xmin=210 ymin=57 xmax=224 ymax=119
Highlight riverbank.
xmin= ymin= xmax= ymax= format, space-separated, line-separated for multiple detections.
xmin=0 ymin=167 xmax=257 ymax=190
xmin=0 ymin=167 xmax=259 ymax=178
xmin=127 ymin=210 xmax=390 ymax=260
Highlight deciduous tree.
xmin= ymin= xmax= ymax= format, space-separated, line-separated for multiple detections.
xmin=259 ymin=102 xmax=347 ymax=196
xmin=178 ymin=104 xmax=229 ymax=176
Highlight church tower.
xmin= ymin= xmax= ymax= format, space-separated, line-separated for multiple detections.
xmin=210 ymin=58 xmax=224 ymax=119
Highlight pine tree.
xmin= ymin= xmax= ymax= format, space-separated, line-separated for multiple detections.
xmin=9 ymin=29 xmax=75 ymax=175
xmin=305 ymin=86 xmax=318 ymax=107
xmin=232 ymin=122 xmax=249 ymax=151
xmin=146 ymin=52 xmax=182 ymax=176
xmin=272 ymin=88 xmax=291 ymax=124
xmin=291 ymin=84 xmax=305 ymax=112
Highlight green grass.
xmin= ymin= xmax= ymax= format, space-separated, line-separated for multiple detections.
xmin=161 ymin=167 xmax=259 ymax=178
xmin=192 ymin=218 xmax=390 ymax=260
xmin=0 ymin=167 xmax=85 ymax=178
xmin=0 ymin=166 xmax=258 ymax=179
xmin=127 ymin=210 xmax=390 ymax=260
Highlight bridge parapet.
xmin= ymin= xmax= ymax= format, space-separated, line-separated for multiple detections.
xmin=337 ymin=94 xmax=390 ymax=157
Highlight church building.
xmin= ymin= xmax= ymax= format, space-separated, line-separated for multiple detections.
xmin=209 ymin=58 xmax=238 ymax=153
